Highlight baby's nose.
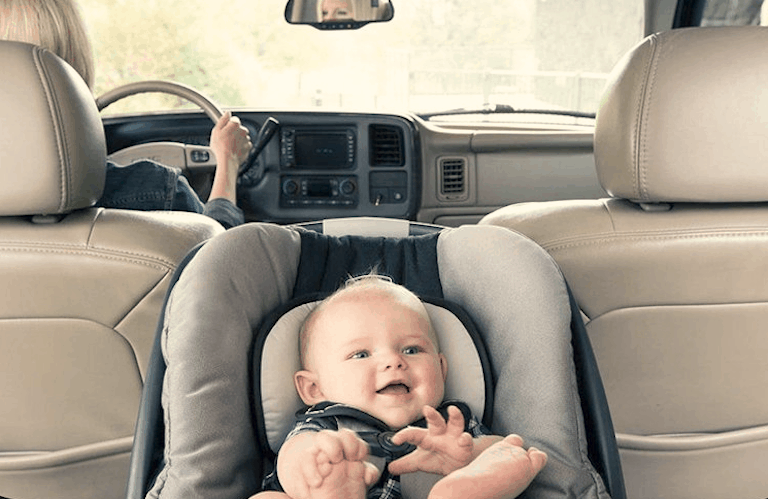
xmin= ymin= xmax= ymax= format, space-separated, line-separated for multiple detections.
xmin=382 ymin=352 xmax=406 ymax=370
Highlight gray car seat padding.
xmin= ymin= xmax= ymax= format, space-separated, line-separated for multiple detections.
xmin=148 ymin=223 xmax=608 ymax=499
xmin=437 ymin=227 xmax=608 ymax=499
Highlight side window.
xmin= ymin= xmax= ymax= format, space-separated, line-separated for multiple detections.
xmin=699 ymin=0 xmax=766 ymax=25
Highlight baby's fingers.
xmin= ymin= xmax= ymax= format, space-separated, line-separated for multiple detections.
xmin=387 ymin=452 xmax=420 ymax=476
xmin=315 ymin=429 xmax=368 ymax=463
xmin=364 ymin=462 xmax=381 ymax=486
xmin=444 ymin=405 xmax=467 ymax=435
xmin=314 ymin=430 xmax=345 ymax=464
xmin=421 ymin=405 xmax=449 ymax=434
xmin=301 ymin=451 xmax=325 ymax=488
xmin=314 ymin=450 xmax=334 ymax=478
xmin=390 ymin=425 xmax=427 ymax=447
xmin=456 ymin=431 xmax=473 ymax=449
xmin=336 ymin=427 xmax=370 ymax=462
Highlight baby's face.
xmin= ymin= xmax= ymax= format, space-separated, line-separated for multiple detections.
xmin=299 ymin=288 xmax=447 ymax=429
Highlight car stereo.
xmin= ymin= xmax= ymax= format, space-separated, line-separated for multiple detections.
xmin=280 ymin=126 xmax=355 ymax=169
xmin=280 ymin=175 xmax=358 ymax=208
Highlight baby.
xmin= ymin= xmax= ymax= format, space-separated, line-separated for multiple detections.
xmin=255 ymin=275 xmax=547 ymax=499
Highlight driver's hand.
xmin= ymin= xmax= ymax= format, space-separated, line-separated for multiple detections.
xmin=211 ymin=111 xmax=252 ymax=165
xmin=209 ymin=111 xmax=252 ymax=203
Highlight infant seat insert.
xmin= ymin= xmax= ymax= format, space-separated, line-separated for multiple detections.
xmin=127 ymin=220 xmax=624 ymax=499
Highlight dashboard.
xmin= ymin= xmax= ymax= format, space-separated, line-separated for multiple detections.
xmin=103 ymin=110 xmax=603 ymax=226
xmin=104 ymin=112 xmax=420 ymax=224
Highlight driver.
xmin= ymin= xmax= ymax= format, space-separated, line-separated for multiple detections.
xmin=320 ymin=0 xmax=355 ymax=22
xmin=0 ymin=0 xmax=251 ymax=229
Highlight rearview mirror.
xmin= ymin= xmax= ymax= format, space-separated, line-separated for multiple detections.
xmin=285 ymin=0 xmax=394 ymax=30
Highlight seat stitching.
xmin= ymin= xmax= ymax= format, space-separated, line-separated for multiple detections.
xmin=113 ymin=276 xmax=170 ymax=381
xmin=113 ymin=276 xmax=168 ymax=331
xmin=534 ymin=223 xmax=768 ymax=247
xmin=599 ymin=198 xmax=617 ymax=232
xmin=637 ymin=34 xmax=661 ymax=201
xmin=587 ymin=300 xmax=768 ymax=324
xmin=0 ymin=241 xmax=178 ymax=268
xmin=86 ymin=209 xmax=103 ymax=246
xmin=0 ymin=246 xmax=174 ymax=271
xmin=32 ymin=46 xmax=68 ymax=213
xmin=543 ymin=230 xmax=768 ymax=253
xmin=632 ymin=36 xmax=653 ymax=199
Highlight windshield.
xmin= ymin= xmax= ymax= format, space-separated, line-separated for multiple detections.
xmin=80 ymin=0 xmax=644 ymax=119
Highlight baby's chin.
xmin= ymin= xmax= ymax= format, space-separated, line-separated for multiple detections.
xmin=374 ymin=407 xmax=428 ymax=430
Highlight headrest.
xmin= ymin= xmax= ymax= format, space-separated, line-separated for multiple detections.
xmin=595 ymin=27 xmax=768 ymax=203
xmin=0 ymin=41 xmax=106 ymax=216
xmin=258 ymin=299 xmax=489 ymax=454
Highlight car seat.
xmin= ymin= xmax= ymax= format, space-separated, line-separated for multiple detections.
xmin=479 ymin=26 xmax=768 ymax=499
xmin=0 ymin=41 xmax=224 ymax=499
xmin=125 ymin=217 xmax=625 ymax=499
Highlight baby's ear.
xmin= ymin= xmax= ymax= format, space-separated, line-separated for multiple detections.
xmin=439 ymin=353 xmax=448 ymax=382
xmin=294 ymin=370 xmax=324 ymax=405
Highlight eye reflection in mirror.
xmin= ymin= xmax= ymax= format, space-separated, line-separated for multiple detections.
xmin=322 ymin=0 xmax=353 ymax=21
xmin=285 ymin=0 xmax=394 ymax=30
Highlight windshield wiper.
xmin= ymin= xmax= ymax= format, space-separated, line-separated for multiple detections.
xmin=418 ymin=103 xmax=595 ymax=120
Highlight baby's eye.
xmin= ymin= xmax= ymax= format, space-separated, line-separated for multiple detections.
xmin=350 ymin=350 xmax=369 ymax=359
xmin=402 ymin=346 xmax=421 ymax=355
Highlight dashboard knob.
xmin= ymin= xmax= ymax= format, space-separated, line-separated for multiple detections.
xmin=340 ymin=179 xmax=356 ymax=195
xmin=283 ymin=179 xmax=299 ymax=196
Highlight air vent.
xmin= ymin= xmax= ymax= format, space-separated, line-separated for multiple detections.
xmin=369 ymin=125 xmax=404 ymax=166
xmin=438 ymin=157 xmax=468 ymax=201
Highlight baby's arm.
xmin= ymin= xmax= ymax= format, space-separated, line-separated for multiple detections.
xmin=276 ymin=428 xmax=379 ymax=499
xmin=388 ymin=405 xmax=501 ymax=477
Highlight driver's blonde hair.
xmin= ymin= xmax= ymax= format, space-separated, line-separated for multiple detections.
xmin=0 ymin=0 xmax=95 ymax=89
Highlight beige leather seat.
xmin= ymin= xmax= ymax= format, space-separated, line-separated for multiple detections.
xmin=0 ymin=41 xmax=224 ymax=499
xmin=480 ymin=26 xmax=768 ymax=499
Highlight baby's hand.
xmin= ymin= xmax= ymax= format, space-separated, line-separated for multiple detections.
xmin=388 ymin=405 xmax=474 ymax=476
xmin=293 ymin=429 xmax=380 ymax=499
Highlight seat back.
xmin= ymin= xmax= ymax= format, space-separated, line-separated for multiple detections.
xmin=0 ymin=41 xmax=223 ymax=499
xmin=480 ymin=26 xmax=768 ymax=499
xmin=128 ymin=218 xmax=623 ymax=499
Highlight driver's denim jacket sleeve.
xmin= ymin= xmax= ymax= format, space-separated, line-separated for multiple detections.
xmin=97 ymin=160 xmax=244 ymax=229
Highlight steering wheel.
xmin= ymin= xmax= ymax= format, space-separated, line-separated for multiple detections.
xmin=96 ymin=80 xmax=262 ymax=178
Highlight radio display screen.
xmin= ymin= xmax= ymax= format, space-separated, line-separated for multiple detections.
xmin=306 ymin=180 xmax=333 ymax=197
xmin=294 ymin=132 xmax=350 ymax=169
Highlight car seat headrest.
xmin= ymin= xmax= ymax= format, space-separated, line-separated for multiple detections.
xmin=257 ymin=299 xmax=490 ymax=454
xmin=595 ymin=26 xmax=768 ymax=204
xmin=0 ymin=41 xmax=106 ymax=216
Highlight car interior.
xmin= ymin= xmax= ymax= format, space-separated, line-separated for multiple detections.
xmin=2 ymin=0 xmax=767 ymax=498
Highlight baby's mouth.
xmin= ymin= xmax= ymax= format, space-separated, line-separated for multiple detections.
xmin=377 ymin=383 xmax=410 ymax=395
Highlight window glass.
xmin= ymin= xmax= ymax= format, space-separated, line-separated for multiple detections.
xmin=79 ymin=0 xmax=644 ymax=118
xmin=700 ymin=0 xmax=766 ymax=25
